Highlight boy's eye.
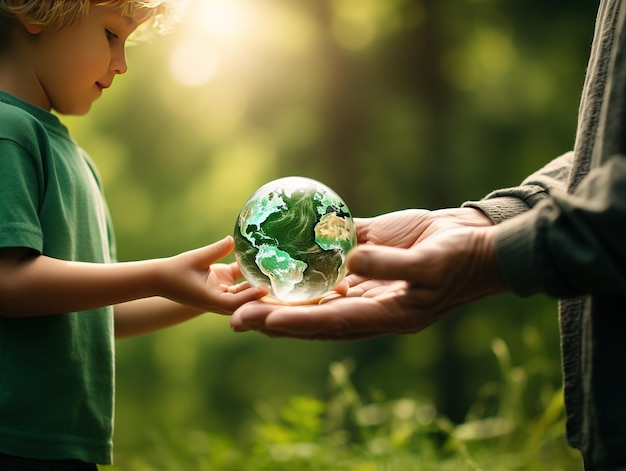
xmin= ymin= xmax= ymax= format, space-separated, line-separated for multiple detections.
xmin=105 ymin=29 xmax=119 ymax=41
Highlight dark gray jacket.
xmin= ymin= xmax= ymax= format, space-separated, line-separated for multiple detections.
xmin=465 ymin=1 xmax=626 ymax=468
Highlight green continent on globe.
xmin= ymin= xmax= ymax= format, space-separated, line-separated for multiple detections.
xmin=234 ymin=177 xmax=357 ymax=302
xmin=255 ymin=245 xmax=307 ymax=301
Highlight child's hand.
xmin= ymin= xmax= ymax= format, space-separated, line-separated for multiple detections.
xmin=207 ymin=261 xmax=272 ymax=314
xmin=157 ymin=236 xmax=269 ymax=314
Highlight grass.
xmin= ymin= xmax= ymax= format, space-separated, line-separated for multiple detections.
xmin=102 ymin=336 xmax=583 ymax=471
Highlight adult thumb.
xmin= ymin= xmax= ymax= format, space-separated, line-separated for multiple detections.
xmin=347 ymin=245 xmax=418 ymax=281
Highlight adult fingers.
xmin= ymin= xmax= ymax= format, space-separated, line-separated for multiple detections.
xmin=231 ymin=297 xmax=397 ymax=339
xmin=347 ymin=245 xmax=421 ymax=282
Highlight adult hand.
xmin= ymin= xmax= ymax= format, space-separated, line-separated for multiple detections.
xmin=354 ymin=207 xmax=495 ymax=247
xmin=230 ymin=208 xmax=507 ymax=339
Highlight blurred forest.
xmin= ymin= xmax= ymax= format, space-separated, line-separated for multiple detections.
xmin=62 ymin=0 xmax=599 ymax=468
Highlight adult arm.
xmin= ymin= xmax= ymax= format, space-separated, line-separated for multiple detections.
xmin=230 ymin=152 xmax=626 ymax=339
xmin=492 ymin=154 xmax=626 ymax=298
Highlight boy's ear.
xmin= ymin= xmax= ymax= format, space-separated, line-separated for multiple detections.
xmin=15 ymin=14 xmax=45 ymax=35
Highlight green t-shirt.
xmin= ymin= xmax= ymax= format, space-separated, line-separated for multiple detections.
xmin=0 ymin=92 xmax=116 ymax=464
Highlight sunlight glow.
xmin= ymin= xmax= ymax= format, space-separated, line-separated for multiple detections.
xmin=168 ymin=0 xmax=260 ymax=87
xmin=195 ymin=0 xmax=254 ymax=41
xmin=169 ymin=39 xmax=220 ymax=87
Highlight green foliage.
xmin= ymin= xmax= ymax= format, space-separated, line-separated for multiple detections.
xmin=102 ymin=341 xmax=581 ymax=470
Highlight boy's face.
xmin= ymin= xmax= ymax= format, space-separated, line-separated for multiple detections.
xmin=26 ymin=4 xmax=147 ymax=115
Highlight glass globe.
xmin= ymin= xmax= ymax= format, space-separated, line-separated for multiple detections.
xmin=234 ymin=176 xmax=357 ymax=302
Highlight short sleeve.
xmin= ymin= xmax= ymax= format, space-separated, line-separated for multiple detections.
xmin=0 ymin=138 xmax=45 ymax=253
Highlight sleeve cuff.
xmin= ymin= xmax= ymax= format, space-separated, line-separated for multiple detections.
xmin=462 ymin=196 xmax=531 ymax=224
xmin=492 ymin=210 xmax=544 ymax=297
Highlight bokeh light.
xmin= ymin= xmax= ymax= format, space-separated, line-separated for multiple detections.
xmin=169 ymin=39 xmax=220 ymax=86
xmin=168 ymin=0 xmax=259 ymax=87
xmin=194 ymin=0 xmax=256 ymax=41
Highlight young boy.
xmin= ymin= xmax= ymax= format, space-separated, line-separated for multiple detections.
xmin=0 ymin=1 xmax=268 ymax=468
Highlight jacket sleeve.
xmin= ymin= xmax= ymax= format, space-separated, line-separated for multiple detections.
xmin=491 ymin=154 xmax=626 ymax=298
xmin=461 ymin=151 xmax=573 ymax=223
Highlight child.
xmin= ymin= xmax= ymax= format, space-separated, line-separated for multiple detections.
xmin=0 ymin=1 xmax=268 ymax=468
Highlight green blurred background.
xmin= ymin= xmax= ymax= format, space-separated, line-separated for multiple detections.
xmin=63 ymin=0 xmax=598 ymax=467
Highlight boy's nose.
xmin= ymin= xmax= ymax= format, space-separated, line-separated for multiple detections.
xmin=111 ymin=49 xmax=128 ymax=75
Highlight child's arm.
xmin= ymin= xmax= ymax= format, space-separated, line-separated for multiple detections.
xmin=114 ymin=297 xmax=204 ymax=339
xmin=113 ymin=261 xmax=264 ymax=338
xmin=0 ymin=236 xmax=267 ymax=320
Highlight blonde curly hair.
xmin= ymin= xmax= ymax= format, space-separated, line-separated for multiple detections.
xmin=0 ymin=0 xmax=185 ymax=38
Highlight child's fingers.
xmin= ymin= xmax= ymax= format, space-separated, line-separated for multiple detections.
xmin=194 ymin=236 xmax=235 ymax=267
